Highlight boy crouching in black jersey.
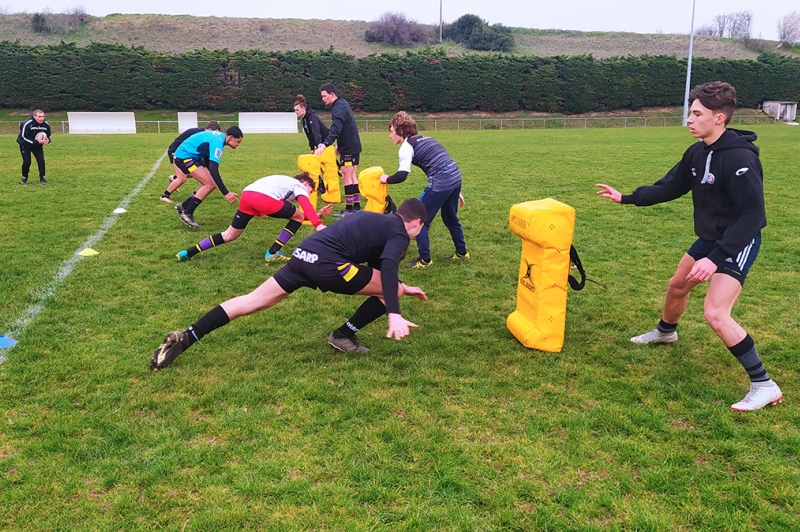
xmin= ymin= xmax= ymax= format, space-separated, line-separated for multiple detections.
xmin=151 ymin=198 xmax=428 ymax=369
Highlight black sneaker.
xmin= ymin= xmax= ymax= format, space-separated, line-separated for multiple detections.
xmin=21 ymin=177 xmax=28 ymax=186
xmin=405 ymin=257 xmax=432 ymax=269
xmin=40 ymin=177 xmax=48 ymax=186
xmin=328 ymin=332 xmax=370 ymax=353
xmin=151 ymin=331 xmax=187 ymax=369
xmin=443 ymin=252 xmax=470 ymax=261
xmin=175 ymin=203 xmax=185 ymax=214
xmin=179 ymin=211 xmax=200 ymax=229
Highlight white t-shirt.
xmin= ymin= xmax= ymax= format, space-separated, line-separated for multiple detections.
xmin=243 ymin=175 xmax=309 ymax=202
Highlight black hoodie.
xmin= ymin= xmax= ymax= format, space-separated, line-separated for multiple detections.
xmin=301 ymin=108 xmax=330 ymax=151
xmin=621 ymin=128 xmax=766 ymax=266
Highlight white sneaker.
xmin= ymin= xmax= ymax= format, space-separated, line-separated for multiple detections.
xmin=731 ymin=383 xmax=783 ymax=412
xmin=630 ymin=328 xmax=678 ymax=344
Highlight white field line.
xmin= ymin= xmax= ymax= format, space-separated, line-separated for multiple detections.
xmin=0 ymin=153 xmax=167 ymax=364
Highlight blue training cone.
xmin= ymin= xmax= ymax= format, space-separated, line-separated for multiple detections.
xmin=0 ymin=335 xmax=18 ymax=348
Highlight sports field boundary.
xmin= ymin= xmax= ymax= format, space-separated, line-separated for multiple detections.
xmin=0 ymin=152 xmax=167 ymax=364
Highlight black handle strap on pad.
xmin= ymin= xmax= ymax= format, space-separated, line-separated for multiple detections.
xmin=568 ymin=245 xmax=586 ymax=291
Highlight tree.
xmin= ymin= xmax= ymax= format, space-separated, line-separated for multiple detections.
xmin=777 ymin=11 xmax=800 ymax=47
xmin=443 ymin=14 xmax=514 ymax=52
xmin=695 ymin=24 xmax=717 ymax=37
xmin=712 ymin=14 xmax=734 ymax=37
xmin=364 ymin=12 xmax=433 ymax=46
xmin=730 ymin=11 xmax=753 ymax=40
xmin=31 ymin=12 xmax=52 ymax=34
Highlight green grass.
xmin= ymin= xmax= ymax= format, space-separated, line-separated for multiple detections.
xmin=1 ymin=126 xmax=799 ymax=530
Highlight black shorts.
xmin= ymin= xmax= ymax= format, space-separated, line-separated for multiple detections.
xmin=174 ymin=157 xmax=206 ymax=175
xmin=272 ymin=249 xmax=373 ymax=295
xmin=340 ymin=153 xmax=360 ymax=167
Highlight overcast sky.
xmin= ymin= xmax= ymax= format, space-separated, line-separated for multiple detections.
xmin=0 ymin=0 xmax=791 ymax=41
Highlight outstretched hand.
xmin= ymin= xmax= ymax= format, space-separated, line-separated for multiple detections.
xmin=595 ymin=184 xmax=622 ymax=203
xmin=386 ymin=312 xmax=418 ymax=340
xmin=225 ymin=191 xmax=239 ymax=204
xmin=402 ymin=283 xmax=428 ymax=302
xmin=318 ymin=204 xmax=334 ymax=218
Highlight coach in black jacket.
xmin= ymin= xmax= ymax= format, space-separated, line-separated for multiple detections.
xmin=17 ymin=109 xmax=51 ymax=186
xmin=316 ymin=83 xmax=363 ymax=216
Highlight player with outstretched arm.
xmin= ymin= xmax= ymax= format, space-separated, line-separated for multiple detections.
xmin=175 ymin=173 xmax=333 ymax=262
xmin=151 ymin=198 xmax=429 ymax=369
xmin=596 ymin=81 xmax=781 ymax=412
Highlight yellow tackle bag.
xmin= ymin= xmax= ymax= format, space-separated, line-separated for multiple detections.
xmin=357 ymin=166 xmax=396 ymax=214
xmin=507 ymin=198 xmax=584 ymax=352
xmin=296 ymin=154 xmax=321 ymax=226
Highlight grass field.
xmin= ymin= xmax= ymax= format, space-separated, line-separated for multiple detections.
xmin=1 ymin=125 xmax=799 ymax=530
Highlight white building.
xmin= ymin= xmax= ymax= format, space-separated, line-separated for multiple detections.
xmin=763 ymin=101 xmax=797 ymax=122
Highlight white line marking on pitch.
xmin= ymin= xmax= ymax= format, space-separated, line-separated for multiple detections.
xmin=0 ymin=153 xmax=167 ymax=364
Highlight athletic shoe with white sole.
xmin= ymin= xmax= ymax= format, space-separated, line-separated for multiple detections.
xmin=731 ymin=382 xmax=783 ymax=412
xmin=630 ymin=328 xmax=678 ymax=344
xmin=328 ymin=332 xmax=370 ymax=353
xmin=160 ymin=195 xmax=174 ymax=203
xmin=151 ymin=331 xmax=187 ymax=370
xmin=264 ymin=249 xmax=289 ymax=261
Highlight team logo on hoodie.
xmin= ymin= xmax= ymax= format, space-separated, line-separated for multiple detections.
xmin=735 ymin=167 xmax=749 ymax=176
xmin=701 ymin=172 xmax=715 ymax=185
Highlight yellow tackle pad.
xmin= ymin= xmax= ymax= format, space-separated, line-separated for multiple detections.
xmin=357 ymin=166 xmax=390 ymax=214
xmin=297 ymin=154 xmax=321 ymax=225
xmin=507 ymin=198 xmax=576 ymax=352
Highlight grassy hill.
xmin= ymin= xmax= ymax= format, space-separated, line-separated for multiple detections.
xmin=1 ymin=12 xmax=797 ymax=59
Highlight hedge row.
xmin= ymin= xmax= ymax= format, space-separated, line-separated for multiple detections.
xmin=1 ymin=42 xmax=798 ymax=113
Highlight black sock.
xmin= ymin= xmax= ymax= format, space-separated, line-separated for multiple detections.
xmin=268 ymin=220 xmax=302 ymax=255
xmin=729 ymin=334 xmax=770 ymax=383
xmin=183 ymin=195 xmax=202 ymax=215
xmin=185 ymin=305 xmax=230 ymax=347
xmin=335 ymin=297 xmax=386 ymax=337
xmin=162 ymin=190 xmax=171 ymax=197
xmin=344 ymin=184 xmax=359 ymax=211
xmin=185 ymin=233 xmax=225 ymax=258
xmin=657 ymin=320 xmax=677 ymax=333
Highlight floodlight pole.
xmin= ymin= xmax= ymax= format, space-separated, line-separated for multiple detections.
xmin=439 ymin=0 xmax=443 ymax=43
xmin=682 ymin=0 xmax=697 ymax=126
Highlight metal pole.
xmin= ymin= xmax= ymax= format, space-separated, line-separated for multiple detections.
xmin=682 ymin=0 xmax=696 ymax=127
xmin=439 ymin=0 xmax=443 ymax=43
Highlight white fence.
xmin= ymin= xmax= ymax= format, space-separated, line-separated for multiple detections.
xmin=0 ymin=114 xmax=784 ymax=136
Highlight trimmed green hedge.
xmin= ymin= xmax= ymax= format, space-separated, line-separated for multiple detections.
xmin=1 ymin=42 xmax=797 ymax=113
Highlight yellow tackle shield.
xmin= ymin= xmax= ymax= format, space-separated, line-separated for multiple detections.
xmin=296 ymin=154 xmax=321 ymax=226
xmin=358 ymin=166 xmax=390 ymax=214
xmin=507 ymin=198 xmax=576 ymax=352
xmin=318 ymin=146 xmax=341 ymax=203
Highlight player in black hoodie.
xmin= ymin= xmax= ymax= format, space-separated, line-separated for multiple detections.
xmin=316 ymin=83 xmax=363 ymax=216
xmin=294 ymin=94 xmax=330 ymax=151
xmin=596 ymin=81 xmax=782 ymax=412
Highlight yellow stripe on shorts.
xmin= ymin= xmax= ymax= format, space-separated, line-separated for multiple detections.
xmin=337 ymin=262 xmax=359 ymax=282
